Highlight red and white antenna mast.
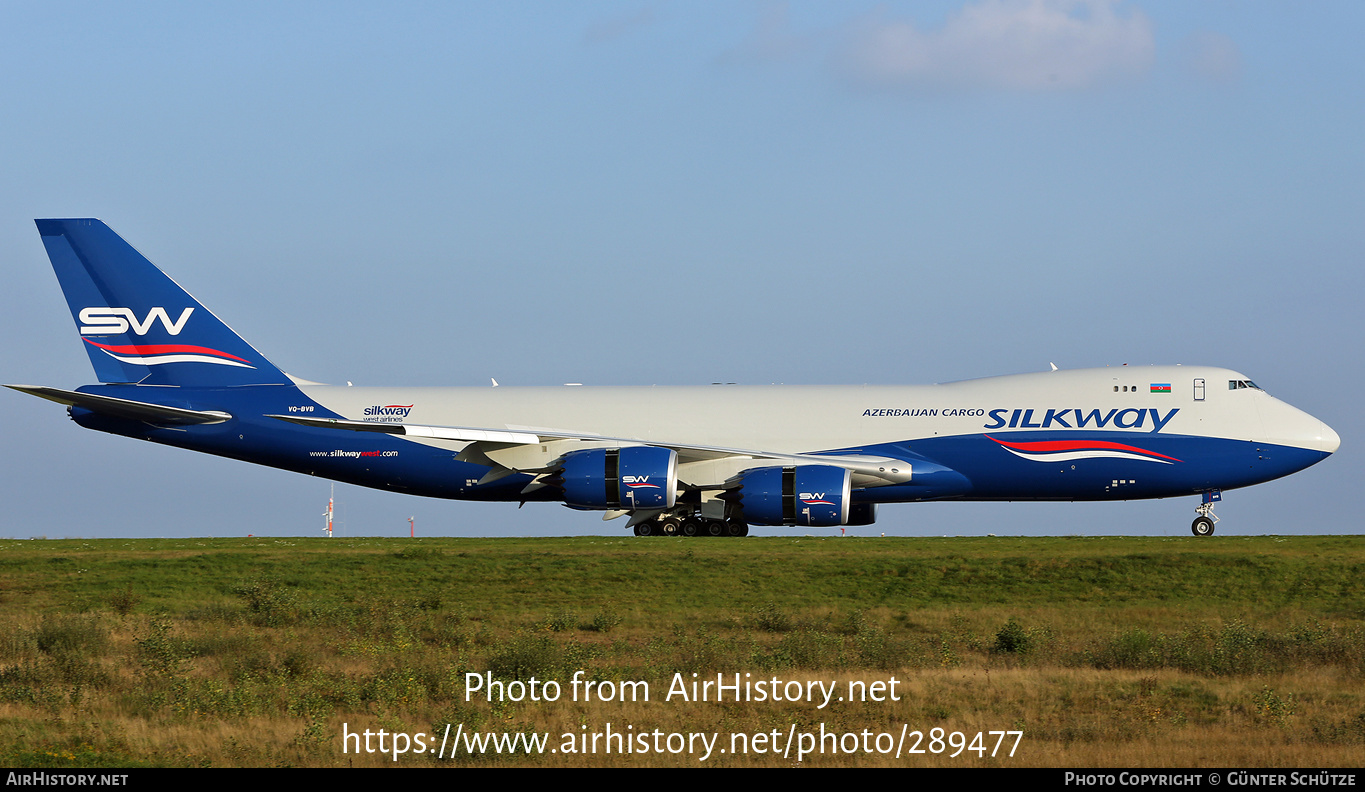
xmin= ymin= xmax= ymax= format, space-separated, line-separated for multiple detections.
xmin=324 ymin=485 xmax=334 ymax=538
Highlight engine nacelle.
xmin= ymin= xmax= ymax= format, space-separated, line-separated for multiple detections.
xmin=732 ymin=464 xmax=852 ymax=527
xmin=558 ymin=446 xmax=677 ymax=510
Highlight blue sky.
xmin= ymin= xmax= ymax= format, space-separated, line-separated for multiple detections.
xmin=2 ymin=1 xmax=1360 ymax=538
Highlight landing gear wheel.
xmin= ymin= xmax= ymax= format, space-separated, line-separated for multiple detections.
xmin=634 ymin=521 xmax=656 ymax=537
xmin=680 ymin=519 xmax=702 ymax=537
xmin=704 ymin=520 xmax=726 ymax=538
xmin=659 ymin=518 xmax=680 ymax=537
xmin=1192 ymin=491 xmax=1221 ymax=537
xmin=725 ymin=521 xmax=748 ymax=537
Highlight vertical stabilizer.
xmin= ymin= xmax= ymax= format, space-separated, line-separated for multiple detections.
xmin=35 ymin=219 xmax=290 ymax=386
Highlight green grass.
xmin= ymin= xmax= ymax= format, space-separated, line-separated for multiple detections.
xmin=3 ymin=535 xmax=1361 ymax=618
xmin=0 ymin=535 xmax=1361 ymax=767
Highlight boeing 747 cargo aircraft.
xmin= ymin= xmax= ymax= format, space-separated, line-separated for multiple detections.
xmin=9 ymin=219 xmax=1340 ymax=537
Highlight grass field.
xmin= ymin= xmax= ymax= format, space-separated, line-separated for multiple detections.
xmin=1 ymin=534 xmax=1362 ymax=767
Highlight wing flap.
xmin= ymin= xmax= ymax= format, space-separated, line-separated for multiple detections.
xmin=267 ymin=414 xmax=540 ymax=444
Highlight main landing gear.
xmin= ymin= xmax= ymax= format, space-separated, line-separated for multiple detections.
xmin=633 ymin=514 xmax=749 ymax=538
xmin=1191 ymin=490 xmax=1221 ymax=536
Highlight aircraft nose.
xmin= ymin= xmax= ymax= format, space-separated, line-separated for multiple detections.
xmin=1258 ymin=397 xmax=1339 ymax=456
xmin=1285 ymin=414 xmax=1339 ymax=455
xmin=1318 ymin=420 xmax=1341 ymax=455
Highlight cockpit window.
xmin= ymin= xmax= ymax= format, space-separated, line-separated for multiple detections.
xmin=1228 ymin=380 xmax=1262 ymax=390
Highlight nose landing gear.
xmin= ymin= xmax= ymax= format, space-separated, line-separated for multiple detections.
xmin=1191 ymin=490 xmax=1221 ymax=536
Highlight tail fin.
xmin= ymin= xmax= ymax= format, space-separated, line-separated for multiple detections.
xmin=35 ymin=219 xmax=291 ymax=387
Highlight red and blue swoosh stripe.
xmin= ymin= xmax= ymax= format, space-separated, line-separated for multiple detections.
xmin=986 ymin=435 xmax=1181 ymax=464
xmin=82 ymin=338 xmax=256 ymax=369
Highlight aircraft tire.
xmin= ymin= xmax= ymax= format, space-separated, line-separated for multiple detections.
xmin=634 ymin=521 xmax=656 ymax=537
xmin=1191 ymin=516 xmax=1215 ymax=537
xmin=680 ymin=519 xmax=702 ymax=537
xmin=725 ymin=520 xmax=747 ymax=538
xmin=705 ymin=520 xmax=726 ymax=538
xmin=659 ymin=518 xmax=681 ymax=537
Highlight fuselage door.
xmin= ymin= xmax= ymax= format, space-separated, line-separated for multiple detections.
xmin=1193 ymin=378 xmax=1206 ymax=401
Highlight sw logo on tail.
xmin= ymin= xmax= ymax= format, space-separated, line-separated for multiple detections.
xmin=79 ymin=306 xmax=194 ymax=336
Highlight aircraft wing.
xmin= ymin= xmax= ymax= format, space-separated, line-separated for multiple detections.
xmin=268 ymin=414 xmax=544 ymax=444
xmin=265 ymin=413 xmax=916 ymax=487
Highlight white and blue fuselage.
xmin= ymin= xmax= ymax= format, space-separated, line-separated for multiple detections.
xmin=10 ymin=220 xmax=1339 ymax=536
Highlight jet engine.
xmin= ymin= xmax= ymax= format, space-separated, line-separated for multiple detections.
xmin=728 ymin=464 xmax=853 ymax=526
xmin=550 ymin=446 xmax=678 ymax=510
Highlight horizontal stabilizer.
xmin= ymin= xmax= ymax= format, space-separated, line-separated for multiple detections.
xmin=6 ymin=385 xmax=232 ymax=425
